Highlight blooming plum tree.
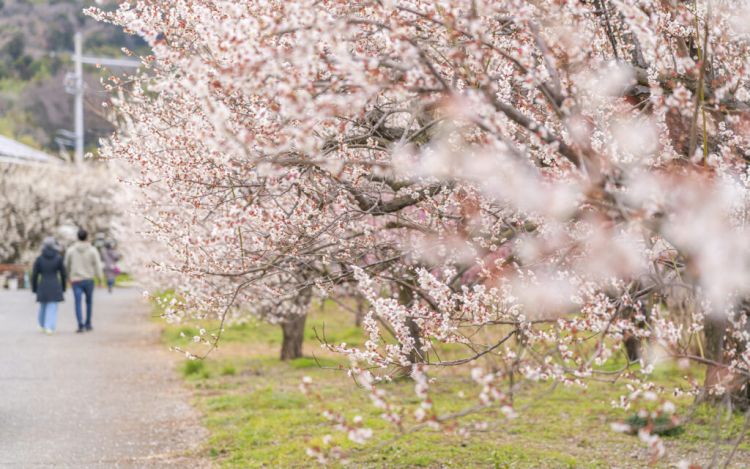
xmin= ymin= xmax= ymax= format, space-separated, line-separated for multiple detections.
xmin=91 ymin=0 xmax=750 ymax=462
xmin=0 ymin=163 xmax=118 ymax=264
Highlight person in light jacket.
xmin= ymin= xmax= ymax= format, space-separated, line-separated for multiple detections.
xmin=31 ymin=237 xmax=66 ymax=334
xmin=64 ymin=228 xmax=104 ymax=333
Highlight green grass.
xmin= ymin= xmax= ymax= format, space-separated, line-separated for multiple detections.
xmin=159 ymin=304 xmax=750 ymax=468
xmin=114 ymin=272 xmax=134 ymax=285
xmin=182 ymin=359 xmax=207 ymax=377
xmin=0 ymin=78 xmax=27 ymax=95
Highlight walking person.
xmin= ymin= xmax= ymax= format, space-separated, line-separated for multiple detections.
xmin=100 ymin=240 xmax=121 ymax=294
xmin=64 ymin=228 xmax=104 ymax=333
xmin=31 ymin=237 xmax=66 ymax=335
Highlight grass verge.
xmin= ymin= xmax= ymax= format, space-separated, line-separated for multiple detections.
xmin=159 ymin=303 xmax=750 ymax=468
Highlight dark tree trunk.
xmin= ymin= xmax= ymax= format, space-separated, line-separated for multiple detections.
xmin=703 ymin=314 xmax=728 ymax=391
xmin=355 ymin=297 xmax=366 ymax=327
xmin=624 ymin=335 xmax=641 ymax=363
xmin=398 ymin=279 xmax=425 ymax=366
xmin=405 ymin=316 xmax=424 ymax=364
xmin=628 ymin=300 xmax=651 ymax=362
xmin=620 ymin=299 xmax=649 ymax=363
xmin=278 ymin=282 xmax=313 ymax=361
xmin=702 ymin=313 xmax=750 ymax=411
xmin=280 ymin=314 xmax=307 ymax=361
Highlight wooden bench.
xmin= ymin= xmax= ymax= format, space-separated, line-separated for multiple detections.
xmin=0 ymin=264 xmax=28 ymax=289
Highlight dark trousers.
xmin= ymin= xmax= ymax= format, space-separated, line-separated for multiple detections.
xmin=72 ymin=279 xmax=95 ymax=328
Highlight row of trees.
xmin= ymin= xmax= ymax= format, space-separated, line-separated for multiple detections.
xmin=91 ymin=0 xmax=750 ymax=462
xmin=0 ymin=163 xmax=117 ymax=264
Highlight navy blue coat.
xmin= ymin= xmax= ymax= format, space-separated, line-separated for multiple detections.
xmin=31 ymin=247 xmax=66 ymax=303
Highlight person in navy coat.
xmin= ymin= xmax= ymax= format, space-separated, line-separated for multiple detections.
xmin=31 ymin=237 xmax=67 ymax=334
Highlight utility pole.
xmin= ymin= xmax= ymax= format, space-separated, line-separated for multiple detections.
xmin=67 ymin=31 xmax=140 ymax=165
xmin=74 ymin=32 xmax=84 ymax=165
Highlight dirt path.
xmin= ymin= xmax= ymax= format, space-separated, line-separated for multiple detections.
xmin=0 ymin=288 xmax=207 ymax=467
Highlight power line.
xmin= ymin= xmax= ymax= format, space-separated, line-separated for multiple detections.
xmin=66 ymin=31 xmax=140 ymax=165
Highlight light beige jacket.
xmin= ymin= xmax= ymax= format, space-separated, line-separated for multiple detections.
xmin=64 ymin=241 xmax=105 ymax=283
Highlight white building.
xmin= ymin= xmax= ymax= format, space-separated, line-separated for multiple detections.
xmin=0 ymin=135 xmax=59 ymax=165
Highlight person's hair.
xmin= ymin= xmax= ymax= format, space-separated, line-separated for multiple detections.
xmin=77 ymin=228 xmax=88 ymax=241
xmin=41 ymin=237 xmax=58 ymax=251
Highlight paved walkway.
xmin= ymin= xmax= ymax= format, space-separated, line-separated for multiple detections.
xmin=0 ymin=288 xmax=207 ymax=467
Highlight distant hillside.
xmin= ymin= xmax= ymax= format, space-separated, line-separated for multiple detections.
xmin=0 ymin=0 xmax=146 ymax=154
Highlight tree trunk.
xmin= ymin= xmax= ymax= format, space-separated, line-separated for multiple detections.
xmin=405 ymin=316 xmax=424 ymax=364
xmin=398 ymin=280 xmax=425 ymax=366
xmin=279 ymin=281 xmax=313 ymax=361
xmin=702 ymin=313 xmax=750 ymax=411
xmin=620 ymin=286 xmax=651 ymax=363
xmin=624 ymin=335 xmax=641 ymax=363
xmin=280 ymin=314 xmax=307 ymax=360
xmin=355 ymin=297 xmax=366 ymax=327
xmin=623 ymin=301 xmax=649 ymax=363
xmin=703 ymin=314 xmax=728 ymax=390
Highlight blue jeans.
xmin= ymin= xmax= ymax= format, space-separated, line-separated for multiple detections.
xmin=72 ymin=279 xmax=95 ymax=329
xmin=38 ymin=302 xmax=59 ymax=331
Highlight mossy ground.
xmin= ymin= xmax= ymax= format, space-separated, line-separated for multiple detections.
xmin=159 ymin=303 xmax=750 ymax=468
